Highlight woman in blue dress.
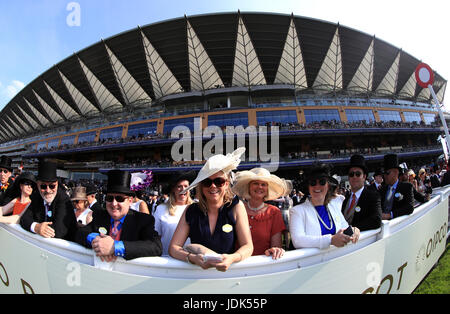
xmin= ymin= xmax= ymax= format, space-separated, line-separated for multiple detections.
xmin=169 ymin=148 xmax=253 ymax=272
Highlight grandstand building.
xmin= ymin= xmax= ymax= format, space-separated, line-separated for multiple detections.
xmin=0 ymin=12 xmax=447 ymax=183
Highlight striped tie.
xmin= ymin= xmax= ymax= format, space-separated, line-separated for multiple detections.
xmin=110 ymin=220 xmax=120 ymax=240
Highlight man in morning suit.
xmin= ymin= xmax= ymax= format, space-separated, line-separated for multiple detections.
xmin=75 ymin=170 xmax=162 ymax=261
xmin=380 ymin=154 xmax=414 ymax=220
xmin=85 ymin=183 xmax=103 ymax=214
xmin=341 ymin=154 xmax=382 ymax=231
xmin=20 ymin=160 xmax=77 ymax=240
xmin=0 ymin=155 xmax=15 ymax=206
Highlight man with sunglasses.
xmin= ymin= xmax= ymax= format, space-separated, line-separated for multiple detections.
xmin=341 ymin=155 xmax=382 ymax=231
xmin=380 ymin=154 xmax=414 ymax=220
xmin=75 ymin=170 xmax=162 ymax=261
xmin=20 ymin=160 xmax=77 ymax=241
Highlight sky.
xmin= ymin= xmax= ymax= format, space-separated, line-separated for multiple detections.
xmin=0 ymin=0 xmax=449 ymax=110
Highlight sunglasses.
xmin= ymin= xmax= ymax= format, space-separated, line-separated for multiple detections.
xmin=201 ymin=177 xmax=227 ymax=188
xmin=0 ymin=169 xmax=9 ymax=174
xmin=40 ymin=183 xmax=57 ymax=190
xmin=105 ymin=195 xmax=128 ymax=203
xmin=309 ymin=178 xmax=327 ymax=186
xmin=348 ymin=171 xmax=363 ymax=178
xmin=21 ymin=181 xmax=34 ymax=186
xmin=72 ymin=200 xmax=84 ymax=204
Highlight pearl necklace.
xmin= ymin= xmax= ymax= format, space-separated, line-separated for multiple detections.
xmin=246 ymin=201 xmax=265 ymax=211
xmin=315 ymin=206 xmax=334 ymax=230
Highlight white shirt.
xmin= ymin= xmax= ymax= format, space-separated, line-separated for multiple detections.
xmin=289 ymin=197 xmax=348 ymax=250
xmin=153 ymin=203 xmax=191 ymax=256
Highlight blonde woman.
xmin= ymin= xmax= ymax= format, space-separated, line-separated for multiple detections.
xmin=154 ymin=172 xmax=195 ymax=256
xmin=169 ymin=148 xmax=253 ymax=272
xmin=0 ymin=172 xmax=36 ymax=224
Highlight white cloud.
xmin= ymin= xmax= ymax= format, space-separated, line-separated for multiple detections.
xmin=0 ymin=80 xmax=25 ymax=99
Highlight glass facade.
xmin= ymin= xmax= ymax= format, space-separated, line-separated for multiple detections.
xmin=61 ymin=135 xmax=76 ymax=146
xmin=99 ymin=127 xmax=123 ymax=141
xmin=163 ymin=117 xmax=198 ymax=134
xmin=127 ymin=122 xmax=157 ymax=138
xmin=78 ymin=131 xmax=96 ymax=144
xmin=345 ymin=109 xmax=375 ymax=123
xmin=423 ymin=113 xmax=436 ymax=125
xmin=256 ymin=110 xmax=298 ymax=125
xmin=377 ymin=110 xmax=402 ymax=122
xmin=208 ymin=112 xmax=249 ymax=127
xmin=403 ymin=111 xmax=422 ymax=123
xmin=304 ymin=109 xmax=340 ymax=123
xmin=47 ymin=138 xmax=60 ymax=149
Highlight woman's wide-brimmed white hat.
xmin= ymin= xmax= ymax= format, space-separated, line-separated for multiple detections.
xmin=182 ymin=147 xmax=246 ymax=193
xmin=232 ymin=167 xmax=287 ymax=201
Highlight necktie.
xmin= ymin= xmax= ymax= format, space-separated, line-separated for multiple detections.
xmin=45 ymin=203 xmax=52 ymax=221
xmin=346 ymin=193 xmax=356 ymax=216
xmin=385 ymin=186 xmax=394 ymax=212
xmin=110 ymin=220 xmax=120 ymax=240
xmin=386 ymin=186 xmax=394 ymax=201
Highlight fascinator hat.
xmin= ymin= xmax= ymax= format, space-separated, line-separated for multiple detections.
xmin=182 ymin=147 xmax=246 ymax=193
xmin=232 ymin=167 xmax=287 ymax=201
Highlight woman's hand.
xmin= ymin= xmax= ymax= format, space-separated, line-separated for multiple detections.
xmin=331 ymin=229 xmax=351 ymax=247
xmin=350 ymin=227 xmax=360 ymax=244
xmin=265 ymin=247 xmax=285 ymax=260
xmin=209 ymin=254 xmax=233 ymax=272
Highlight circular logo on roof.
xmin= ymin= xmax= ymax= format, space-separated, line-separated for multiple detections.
xmin=415 ymin=63 xmax=434 ymax=88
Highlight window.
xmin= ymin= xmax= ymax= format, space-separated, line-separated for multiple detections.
xmin=423 ymin=113 xmax=437 ymax=125
xmin=345 ymin=109 xmax=375 ymax=123
xmin=37 ymin=141 xmax=47 ymax=150
xmin=403 ymin=112 xmax=421 ymax=123
xmin=127 ymin=122 xmax=157 ymax=138
xmin=47 ymin=138 xmax=60 ymax=149
xmin=99 ymin=127 xmax=123 ymax=141
xmin=78 ymin=131 xmax=96 ymax=144
xmin=304 ymin=109 xmax=340 ymax=123
xmin=378 ymin=110 xmax=402 ymax=122
xmin=208 ymin=113 xmax=249 ymax=127
xmin=163 ymin=117 xmax=198 ymax=134
xmin=61 ymin=135 xmax=76 ymax=146
xmin=256 ymin=110 xmax=298 ymax=125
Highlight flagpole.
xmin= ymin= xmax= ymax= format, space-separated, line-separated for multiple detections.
xmin=428 ymin=84 xmax=450 ymax=157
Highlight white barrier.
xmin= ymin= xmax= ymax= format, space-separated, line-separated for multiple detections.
xmin=0 ymin=187 xmax=448 ymax=293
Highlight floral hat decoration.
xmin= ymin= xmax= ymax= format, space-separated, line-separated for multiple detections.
xmin=130 ymin=170 xmax=153 ymax=191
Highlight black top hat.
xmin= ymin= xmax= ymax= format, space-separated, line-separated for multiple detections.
xmin=85 ymin=183 xmax=97 ymax=195
xmin=347 ymin=154 xmax=368 ymax=174
xmin=106 ymin=170 xmax=133 ymax=195
xmin=383 ymin=154 xmax=402 ymax=172
xmin=374 ymin=168 xmax=384 ymax=177
xmin=0 ymin=155 xmax=13 ymax=172
xmin=37 ymin=160 xmax=58 ymax=182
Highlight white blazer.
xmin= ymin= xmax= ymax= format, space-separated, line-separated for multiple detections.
xmin=289 ymin=197 xmax=348 ymax=249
